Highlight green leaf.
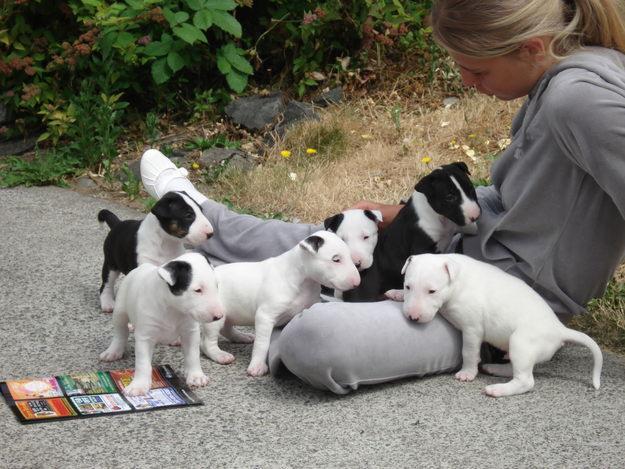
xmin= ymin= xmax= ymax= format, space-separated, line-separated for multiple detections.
xmin=125 ymin=0 xmax=144 ymax=9
xmin=216 ymin=52 xmax=232 ymax=74
xmin=185 ymin=0 xmax=203 ymax=10
xmin=175 ymin=11 xmax=190 ymax=24
xmin=223 ymin=46 xmax=252 ymax=75
xmin=193 ymin=9 xmax=213 ymax=29
xmin=205 ymin=0 xmax=237 ymax=10
xmin=173 ymin=23 xmax=207 ymax=44
xmin=211 ymin=10 xmax=241 ymax=37
xmin=114 ymin=32 xmax=135 ymax=48
xmin=143 ymin=40 xmax=171 ymax=57
xmin=226 ymin=69 xmax=248 ymax=93
xmin=163 ymin=8 xmax=177 ymax=26
xmin=151 ymin=58 xmax=172 ymax=84
xmin=167 ymin=51 xmax=185 ymax=73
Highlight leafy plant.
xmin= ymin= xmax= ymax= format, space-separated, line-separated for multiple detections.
xmin=0 ymin=150 xmax=80 ymax=188
xmin=185 ymin=134 xmax=240 ymax=151
xmin=144 ymin=112 xmax=160 ymax=143
xmin=120 ymin=164 xmax=141 ymax=200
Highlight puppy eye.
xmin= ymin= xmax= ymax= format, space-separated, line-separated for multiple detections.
xmin=363 ymin=235 xmax=370 ymax=240
xmin=332 ymin=255 xmax=341 ymax=263
xmin=194 ymin=288 xmax=203 ymax=293
xmin=445 ymin=194 xmax=457 ymax=202
xmin=405 ymin=285 xmax=411 ymax=290
xmin=428 ymin=289 xmax=436 ymax=294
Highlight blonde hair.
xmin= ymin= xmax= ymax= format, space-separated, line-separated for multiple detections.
xmin=430 ymin=0 xmax=625 ymax=58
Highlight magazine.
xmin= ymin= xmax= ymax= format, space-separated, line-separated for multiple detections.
xmin=0 ymin=365 xmax=202 ymax=424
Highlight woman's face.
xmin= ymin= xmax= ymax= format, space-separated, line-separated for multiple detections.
xmin=449 ymin=46 xmax=552 ymax=100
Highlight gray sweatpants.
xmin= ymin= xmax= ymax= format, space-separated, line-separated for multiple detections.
xmin=198 ymin=199 xmax=462 ymax=394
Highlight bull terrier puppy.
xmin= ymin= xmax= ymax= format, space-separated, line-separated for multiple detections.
xmin=201 ymin=231 xmax=361 ymax=377
xmin=98 ymin=191 xmax=214 ymax=313
xmin=385 ymin=253 xmax=602 ymax=397
xmin=100 ymin=252 xmax=224 ymax=396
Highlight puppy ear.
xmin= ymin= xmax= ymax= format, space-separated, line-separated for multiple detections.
xmin=443 ymin=258 xmax=459 ymax=282
xmin=299 ymin=235 xmax=325 ymax=254
xmin=401 ymin=255 xmax=414 ymax=275
xmin=158 ymin=260 xmax=192 ymax=295
xmin=364 ymin=209 xmax=383 ymax=224
xmin=323 ymin=213 xmax=343 ymax=232
xmin=450 ymin=161 xmax=470 ymax=175
xmin=151 ymin=192 xmax=175 ymax=218
xmin=158 ymin=265 xmax=176 ymax=286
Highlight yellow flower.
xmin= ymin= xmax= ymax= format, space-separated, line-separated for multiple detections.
xmin=191 ymin=162 xmax=200 ymax=170
xmin=421 ymin=156 xmax=432 ymax=164
xmin=306 ymin=148 xmax=317 ymax=155
xmin=280 ymin=150 xmax=292 ymax=158
xmin=468 ymin=133 xmax=477 ymax=139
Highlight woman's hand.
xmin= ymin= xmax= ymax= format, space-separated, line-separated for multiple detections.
xmin=349 ymin=201 xmax=403 ymax=230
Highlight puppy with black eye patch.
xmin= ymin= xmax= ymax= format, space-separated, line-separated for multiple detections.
xmin=200 ymin=230 xmax=361 ymax=377
xmin=97 ymin=191 xmax=214 ymax=313
xmin=100 ymin=252 xmax=224 ymax=396
xmin=343 ymin=162 xmax=481 ymax=302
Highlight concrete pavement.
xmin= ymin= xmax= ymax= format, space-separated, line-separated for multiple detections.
xmin=1 ymin=186 xmax=624 ymax=468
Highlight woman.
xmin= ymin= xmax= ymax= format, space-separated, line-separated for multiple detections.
xmin=141 ymin=0 xmax=625 ymax=394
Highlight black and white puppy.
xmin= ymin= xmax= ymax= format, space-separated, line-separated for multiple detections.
xmin=98 ymin=191 xmax=214 ymax=313
xmin=342 ymin=162 xmax=480 ymax=302
xmin=323 ymin=209 xmax=382 ymax=271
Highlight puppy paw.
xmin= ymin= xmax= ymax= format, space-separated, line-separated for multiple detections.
xmin=384 ymin=289 xmax=404 ymax=302
xmin=455 ymin=370 xmax=477 ymax=382
xmin=186 ymin=371 xmax=209 ymax=388
xmin=230 ymin=332 xmax=255 ymax=344
xmin=99 ymin=347 xmax=124 ymax=362
xmin=214 ymin=351 xmax=235 ymax=365
xmin=483 ymin=384 xmax=506 ymax=398
xmin=247 ymin=362 xmax=269 ymax=377
xmin=124 ymin=380 xmax=151 ymax=397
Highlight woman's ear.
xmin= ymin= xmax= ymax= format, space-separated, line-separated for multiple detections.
xmin=518 ymin=37 xmax=549 ymax=63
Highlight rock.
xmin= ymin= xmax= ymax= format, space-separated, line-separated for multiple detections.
xmin=443 ymin=97 xmax=460 ymax=108
xmin=274 ymin=100 xmax=318 ymax=136
xmin=313 ymin=87 xmax=343 ymax=107
xmin=0 ymin=104 xmax=11 ymax=126
xmin=76 ymin=175 xmax=97 ymax=189
xmin=199 ymin=148 xmax=255 ymax=171
xmin=128 ymin=159 xmax=142 ymax=181
xmin=224 ymin=92 xmax=286 ymax=130
xmin=0 ymin=135 xmax=39 ymax=157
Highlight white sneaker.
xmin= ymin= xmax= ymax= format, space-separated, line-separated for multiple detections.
xmin=140 ymin=149 xmax=190 ymax=199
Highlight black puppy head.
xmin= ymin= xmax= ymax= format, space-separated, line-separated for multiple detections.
xmin=158 ymin=260 xmax=192 ymax=296
xmin=414 ymin=162 xmax=478 ymax=226
xmin=323 ymin=213 xmax=344 ymax=233
xmin=151 ymin=191 xmax=199 ymax=238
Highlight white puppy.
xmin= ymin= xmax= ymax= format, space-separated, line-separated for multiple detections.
xmin=385 ymin=253 xmax=603 ymax=397
xmin=100 ymin=252 xmax=224 ymax=396
xmin=201 ymin=230 xmax=361 ymax=377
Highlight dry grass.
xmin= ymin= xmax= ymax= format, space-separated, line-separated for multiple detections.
xmin=202 ymin=93 xmax=520 ymax=223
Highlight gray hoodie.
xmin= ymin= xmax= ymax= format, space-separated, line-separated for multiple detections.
xmin=462 ymin=46 xmax=625 ymax=315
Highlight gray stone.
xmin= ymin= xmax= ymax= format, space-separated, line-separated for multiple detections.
xmin=199 ymin=147 xmax=255 ymax=171
xmin=0 ymin=104 xmax=10 ymax=125
xmin=224 ymin=92 xmax=286 ymax=130
xmin=0 ymin=135 xmax=38 ymax=157
xmin=312 ymin=87 xmax=343 ymax=107
xmin=76 ymin=175 xmax=97 ymax=189
xmin=274 ymin=100 xmax=318 ymax=136
xmin=443 ymin=96 xmax=460 ymax=108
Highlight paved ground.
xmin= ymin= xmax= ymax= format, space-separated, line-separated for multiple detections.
xmin=1 ymin=186 xmax=624 ymax=468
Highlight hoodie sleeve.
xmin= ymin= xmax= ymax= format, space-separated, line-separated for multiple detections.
xmin=544 ymin=73 xmax=625 ymax=220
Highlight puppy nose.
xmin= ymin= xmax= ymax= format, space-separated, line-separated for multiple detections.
xmin=355 ymin=260 xmax=361 ymax=268
xmin=469 ymin=216 xmax=478 ymax=222
xmin=206 ymin=232 xmax=213 ymax=240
